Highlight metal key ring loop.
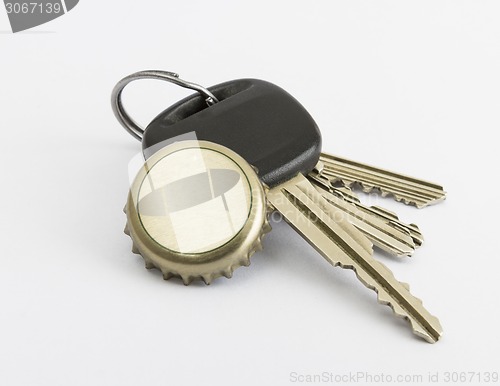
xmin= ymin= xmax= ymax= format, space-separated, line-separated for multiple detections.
xmin=111 ymin=70 xmax=219 ymax=141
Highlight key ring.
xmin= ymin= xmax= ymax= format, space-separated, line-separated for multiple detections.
xmin=111 ymin=70 xmax=219 ymax=141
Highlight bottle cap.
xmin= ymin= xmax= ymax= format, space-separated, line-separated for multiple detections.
xmin=124 ymin=140 xmax=271 ymax=285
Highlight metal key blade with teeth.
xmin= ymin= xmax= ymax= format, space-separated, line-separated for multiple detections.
xmin=363 ymin=204 xmax=423 ymax=248
xmin=267 ymin=174 xmax=443 ymax=343
xmin=308 ymin=173 xmax=424 ymax=251
xmin=308 ymin=179 xmax=417 ymax=257
xmin=318 ymin=153 xmax=446 ymax=208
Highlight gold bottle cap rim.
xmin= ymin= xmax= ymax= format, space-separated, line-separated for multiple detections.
xmin=125 ymin=140 xmax=271 ymax=284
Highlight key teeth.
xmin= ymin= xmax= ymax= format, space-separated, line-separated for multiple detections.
xmin=408 ymin=224 xmax=424 ymax=248
xmin=341 ymin=259 xmax=443 ymax=343
xmin=375 ymin=290 xmax=392 ymax=306
xmin=379 ymin=187 xmax=431 ymax=209
xmin=319 ymin=154 xmax=447 ymax=208
xmin=340 ymin=178 xmax=355 ymax=187
xmin=410 ymin=223 xmax=420 ymax=232
xmin=375 ymin=289 xmax=442 ymax=343
xmin=362 ymin=183 xmax=374 ymax=193
xmin=337 ymin=180 xmax=439 ymax=209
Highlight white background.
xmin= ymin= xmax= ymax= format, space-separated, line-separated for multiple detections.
xmin=1 ymin=1 xmax=499 ymax=385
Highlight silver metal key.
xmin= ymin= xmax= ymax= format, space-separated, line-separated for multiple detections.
xmin=318 ymin=153 xmax=446 ymax=208
xmin=267 ymin=174 xmax=443 ymax=343
xmin=308 ymin=170 xmax=424 ymax=254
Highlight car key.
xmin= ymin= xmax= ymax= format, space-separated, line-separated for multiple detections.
xmin=112 ymin=70 xmax=443 ymax=343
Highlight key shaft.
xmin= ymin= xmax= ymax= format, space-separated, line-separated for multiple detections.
xmin=319 ymin=153 xmax=446 ymax=208
xmin=310 ymin=181 xmax=417 ymax=256
xmin=267 ymin=174 xmax=443 ymax=343
xmin=308 ymin=173 xmax=424 ymax=250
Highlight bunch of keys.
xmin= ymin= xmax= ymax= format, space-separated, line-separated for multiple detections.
xmin=111 ymin=70 xmax=446 ymax=343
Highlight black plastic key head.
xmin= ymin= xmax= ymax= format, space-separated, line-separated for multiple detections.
xmin=142 ymin=79 xmax=322 ymax=187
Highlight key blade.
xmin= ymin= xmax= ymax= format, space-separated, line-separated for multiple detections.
xmin=308 ymin=176 xmax=424 ymax=250
xmin=369 ymin=206 xmax=424 ymax=248
xmin=309 ymin=181 xmax=417 ymax=257
xmin=267 ymin=174 xmax=443 ymax=343
xmin=319 ymin=153 xmax=446 ymax=208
